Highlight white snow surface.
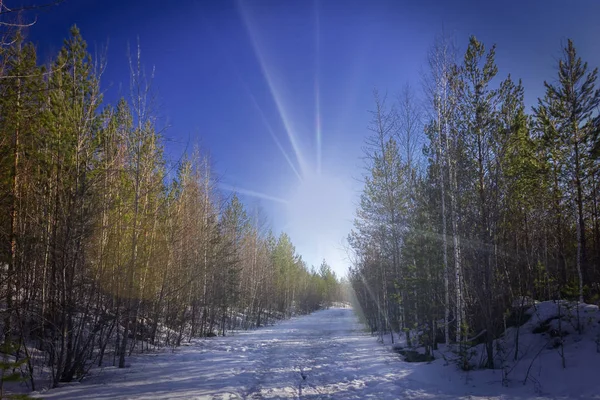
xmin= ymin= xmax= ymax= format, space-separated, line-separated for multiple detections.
xmin=36 ymin=307 xmax=599 ymax=399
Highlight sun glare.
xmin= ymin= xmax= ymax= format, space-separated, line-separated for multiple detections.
xmin=314 ymin=0 xmax=322 ymax=175
xmin=285 ymin=170 xmax=353 ymax=272
xmin=224 ymin=1 xmax=352 ymax=275
xmin=238 ymin=1 xmax=308 ymax=177
xmin=286 ymin=171 xmax=345 ymax=232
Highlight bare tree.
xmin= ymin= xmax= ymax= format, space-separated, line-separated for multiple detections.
xmin=422 ymin=31 xmax=463 ymax=345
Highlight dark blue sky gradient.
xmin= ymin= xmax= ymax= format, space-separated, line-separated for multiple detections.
xmin=22 ymin=0 xmax=600 ymax=274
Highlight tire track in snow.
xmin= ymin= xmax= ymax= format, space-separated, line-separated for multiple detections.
xmin=40 ymin=308 xmax=438 ymax=399
xmin=243 ymin=309 xmax=363 ymax=399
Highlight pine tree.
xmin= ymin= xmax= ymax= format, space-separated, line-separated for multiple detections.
xmin=453 ymin=36 xmax=502 ymax=368
xmin=534 ymin=39 xmax=600 ymax=301
xmin=43 ymin=25 xmax=104 ymax=384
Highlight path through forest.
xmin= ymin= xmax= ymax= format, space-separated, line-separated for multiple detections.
xmin=39 ymin=308 xmax=538 ymax=399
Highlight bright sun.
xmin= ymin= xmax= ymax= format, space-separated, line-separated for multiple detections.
xmin=287 ymin=172 xmax=343 ymax=230
xmin=285 ymin=171 xmax=353 ymax=273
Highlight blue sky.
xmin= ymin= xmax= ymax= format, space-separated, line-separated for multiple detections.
xmin=25 ymin=0 xmax=600 ymax=276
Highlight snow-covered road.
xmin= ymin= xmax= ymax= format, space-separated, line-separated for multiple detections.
xmin=39 ymin=308 xmax=546 ymax=399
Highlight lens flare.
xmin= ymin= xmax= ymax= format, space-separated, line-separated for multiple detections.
xmin=244 ymin=88 xmax=303 ymax=182
xmin=238 ymin=1 xmax=308 ymax=177
xmin=220 ymin=183 xmax=289 ymax=205
xmin=232 ymin=1 xmax=355 ymax=276
xmin=314 ymin=0 xmax=322 ymax=175
xmin=200 ymin=17 xmax=302 ymax=182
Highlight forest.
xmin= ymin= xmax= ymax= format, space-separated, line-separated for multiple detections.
xmin=348 ymin=33 xmax=600 ymax=369
xmin=0 ymin=22 xmax=343 ymax=392
xmin=2 ymin=0 xmax=600 ymax=396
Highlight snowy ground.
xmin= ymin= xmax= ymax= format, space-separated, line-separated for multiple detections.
xmin=36 ymin=307 xmax=598 ymax=399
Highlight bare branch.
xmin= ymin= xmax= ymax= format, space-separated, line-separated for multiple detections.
xmin=0 ymin=0 xmax=64 ymax=16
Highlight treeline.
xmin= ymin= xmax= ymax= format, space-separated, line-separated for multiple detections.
xmin=0 ymin=26 xmax=341 ymax=389
xmin=349 ymin=35 xmax=600 ymax=368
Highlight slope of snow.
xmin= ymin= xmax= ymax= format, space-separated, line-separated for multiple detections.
xmin=36 ymin=306 xmax=598 ymax=399
xmin=381 ymin=300 xmax=600 ymax=400
xmin=493 ymin=300 xmax=600 ymax=398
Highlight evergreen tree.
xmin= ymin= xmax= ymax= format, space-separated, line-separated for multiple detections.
xmin=534 ymin=40 xmax=600 ymax=301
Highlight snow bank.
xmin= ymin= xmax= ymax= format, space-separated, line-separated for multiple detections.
xmin=378 ymin=300 xmax=600 ymax=399
xmin=32 ymin=304 xmax=600 ymax=399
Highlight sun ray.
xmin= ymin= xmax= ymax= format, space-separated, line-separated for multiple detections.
xmin=237 ymin=1 xmax=308 ymax=177
xmin=220 ymin=183 xmax=289 ymax=205
xmin=198 ymin=17 xmax=302 ymax=182
xmin=314 ymin=0 xmax=322 ymax=175
xmin=315 ymin=82 xmax=322 ymax=176
xmin=244 ymin=89 xmax=303 ymax=182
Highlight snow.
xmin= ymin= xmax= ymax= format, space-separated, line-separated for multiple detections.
xmin=35 ymin=305 xmax=600 ymax=399
xmin=382 ymin=300 xmax=600 ymax=400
